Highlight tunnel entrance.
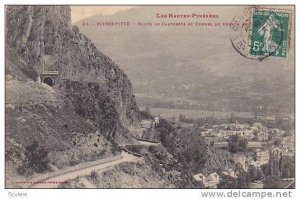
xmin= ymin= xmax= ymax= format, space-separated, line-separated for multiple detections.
xmin=40 ymin=70 xmax=58 ymax=87
xmin=43 ymin=77 xmax=54 ymax=87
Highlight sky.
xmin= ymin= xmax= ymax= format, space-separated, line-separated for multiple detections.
xmin=70 ymin=6 xmax=135 ymax=23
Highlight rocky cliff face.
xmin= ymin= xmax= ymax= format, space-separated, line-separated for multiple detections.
xmin=5 ymin=5 xmax=140 ymax=142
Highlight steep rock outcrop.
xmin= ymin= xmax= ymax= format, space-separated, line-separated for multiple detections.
xmin=5 ymin=5 xmax=140 ymax=142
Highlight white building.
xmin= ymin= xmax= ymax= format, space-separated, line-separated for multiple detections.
xmin=206 ymin=173 xmax=220 ymax=188
xmin=140 ymin=119 xmax=153 ymax=129
xmin=193 ymin=172 xmax=220 ymax=188
xmin=255 ymin=149 xmax=269 ymax=165
xmin=233 ymin=153 xmax=247 ymax=171
xmin=154 ymin=116 xmax=160 ymax=125
xmin=193 ymin=173 xmax=206 ymax=184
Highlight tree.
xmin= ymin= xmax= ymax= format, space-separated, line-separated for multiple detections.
xmin=239 ymin=138 xmax=248 ymax=151
xmin=283 ymin=131 xmax=291 ymax=137
xmin=281 ymin=158 xmax=295 ymax=178
xmin=248 ymin=165 xmax=263 ymax=182
xmin=260 ymin=164 xmax=269 ymax=176
xmin=179 ymin=114 xmax=186 ymax=122
xmin=218 ymin=174 xmax=237 ymax=188
xmin=264 ymin=176 xmax=284 ymax=188
xmin=210 ymin=141 xmax=215 ymax=147
xmin=157 ymin=120 xmax=208 ymax=173
xmin=236 ymin=171 xmax=251 ymax=188
xmin=145 ymin=106 xmax=151 ymax=114
xmin=227 ymin=135 xmax=248 ymax=153
xmin=274 ymin=139 xmax=281 ymax=147
xmin=252 ymin=130 xmax=259 ymax=141
xmin=140 ymin=106 xmax=152 ymax=119
xmin=18 ymin=141 xmax=50 ymax=175
xmin=90 ymin=169 xmax=99 ymax=183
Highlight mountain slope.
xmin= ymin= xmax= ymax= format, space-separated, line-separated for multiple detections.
xmin=6 ymin=5 xmax=140 ymax=141
xmin=5 ymin=5 xmax=141 ymax=186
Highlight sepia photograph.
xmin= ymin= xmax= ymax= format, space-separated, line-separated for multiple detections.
xmin=4 ymin=4 xmax=295 ymax=190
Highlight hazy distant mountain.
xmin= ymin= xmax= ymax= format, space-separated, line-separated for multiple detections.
xmin=76 ymin=6 xmax=294 ymax=113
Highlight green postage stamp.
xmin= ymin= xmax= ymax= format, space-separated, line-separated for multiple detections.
xmin=249 ymin=8 xmax=291 ymax=58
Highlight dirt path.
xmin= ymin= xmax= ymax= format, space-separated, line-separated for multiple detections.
xmin=30 ymin=151 xmax=140 ymax=188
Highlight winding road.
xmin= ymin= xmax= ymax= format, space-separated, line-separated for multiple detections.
xmin=29 ymin=151 xmax=140 ymax=188
xmin=26 ymin=138 xmax=159 ymax=188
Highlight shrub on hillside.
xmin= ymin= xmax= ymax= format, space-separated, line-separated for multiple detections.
xmin=17 ymin=141 xmax=50 ymax=176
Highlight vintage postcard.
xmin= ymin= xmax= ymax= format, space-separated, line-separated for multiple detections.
xmin=5 ymin=5 xmax=294 ymax=189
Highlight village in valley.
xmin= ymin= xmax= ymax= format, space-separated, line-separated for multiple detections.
xmin=194 ymin=120 xmax=294 ymax=188
xmin=140 ymin=104 xmax=295 ymax=188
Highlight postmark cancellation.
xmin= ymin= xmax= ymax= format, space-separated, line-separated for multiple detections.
xmin=231 ymin=6 xmax=292 ymax=60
